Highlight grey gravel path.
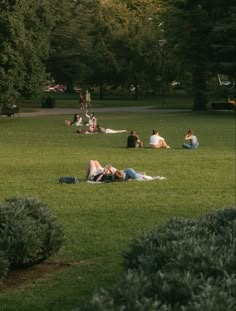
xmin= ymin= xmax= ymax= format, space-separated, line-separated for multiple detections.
xmin=17 ymin=106 xmax=191 ymax=117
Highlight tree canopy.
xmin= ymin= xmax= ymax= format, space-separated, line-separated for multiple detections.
xmin=0 ymin=0 xmax=235 ymax=109
xmin=0 ymin=0 xmax=55 ymax=106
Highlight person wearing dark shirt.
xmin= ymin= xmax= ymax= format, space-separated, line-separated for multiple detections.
xmin=127 ymin=130 xmax=143 ymax=148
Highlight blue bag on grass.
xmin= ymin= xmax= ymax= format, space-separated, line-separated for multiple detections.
xmin=59 ymin=176 xmax=79 ymax=184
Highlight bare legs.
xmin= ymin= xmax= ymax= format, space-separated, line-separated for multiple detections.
xmin=86 ymin=160 xmax=103 ymax=180
xmin=150 ymin=140 xmax=170 ymax=148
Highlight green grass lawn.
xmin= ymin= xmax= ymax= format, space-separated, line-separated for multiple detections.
xmin=0 ymin=110 xmax=235 ymax=311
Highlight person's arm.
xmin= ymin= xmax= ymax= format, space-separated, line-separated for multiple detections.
xmin=136 ymin=135 xmax=141 ymax=143
xmin=185 ymin=134 xmax=191 ymax=140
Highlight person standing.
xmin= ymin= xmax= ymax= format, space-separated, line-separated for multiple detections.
xmin=79 ymin=92 xmax=85 ymax=110
xmin=127 ymin=130 xmax=143 ymax=148
xmin=85 ymin=89 xmax=92 ymax=110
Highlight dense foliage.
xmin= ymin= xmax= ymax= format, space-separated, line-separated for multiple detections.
xmin=0 ymin=0 xmax=55 ymax=106
xmin=82 ymin=207 xmax=236 ymax=310
xmin=0 ymin=0 xmax=235 ymax=106
xmin=0 ymin=197 xmax=64 ymax=271
xmin=0 ymin=253 xmax=8 ymax=284
xmin=162 ymin=0 xmax=236 ymax=110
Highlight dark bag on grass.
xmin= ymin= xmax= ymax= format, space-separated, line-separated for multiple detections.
xmin=59 ymin=176 xmax=79 ymax=184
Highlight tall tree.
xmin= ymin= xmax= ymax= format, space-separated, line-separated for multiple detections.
xmin=0 ymin=0 xmax=55 ymax=107
xmin=47 ymin=0 xmax=87 ymax=92
xmin=162 ymin=0 xmax=236 ymax=110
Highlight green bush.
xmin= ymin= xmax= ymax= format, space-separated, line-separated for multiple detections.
xmin=0 ymin=197 xmax=64 ymax=268
xmin=81 ymin=208 xmax=236 ymax=310
xmin=0 ymin=253 xmax=9 ymax=284
xmin=123 ymin=208 xmax=236 ymax=277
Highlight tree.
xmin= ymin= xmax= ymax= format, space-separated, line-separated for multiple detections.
xmin=0 ymin=0 xmax=55 ymax=107
xmin=47 ymin=0 xmax=88 ymax=92
xmin=162 ymin=0 xmax=236 ymax=110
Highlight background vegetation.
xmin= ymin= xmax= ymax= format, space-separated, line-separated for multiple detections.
xmin=1 ymin=0 xmax=235 ymax=110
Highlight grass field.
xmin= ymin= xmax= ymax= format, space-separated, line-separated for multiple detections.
xmin=0 ymin=108 xmax=235 ymax=311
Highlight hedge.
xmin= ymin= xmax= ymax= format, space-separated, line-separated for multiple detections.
xmin=0 ymin=197 xmax=64 ymax=270
xmin=81 ymin=207 xmax=236 ymax=311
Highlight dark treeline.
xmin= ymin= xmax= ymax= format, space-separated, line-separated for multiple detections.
xmin=0 ymin=0 xmax=235 ymax=110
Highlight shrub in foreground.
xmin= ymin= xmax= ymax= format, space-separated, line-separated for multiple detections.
xmin=0 ymin=197 xmax=64 ymax=268
xmin=81 ymin=207 xmax=236 ymax=310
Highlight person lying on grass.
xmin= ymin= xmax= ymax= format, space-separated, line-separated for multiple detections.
xmin=96 ymin=124 xmax=127 ymax=134
xmin=114 ymin=168 xmax=167 ymax=181
xmin=77 ymin=124 xmax=127 ymax=134
xmin=86 ymin=160 xmax=166 ymax=183
xmin=86 ymin=160 xmax=117 ymax=182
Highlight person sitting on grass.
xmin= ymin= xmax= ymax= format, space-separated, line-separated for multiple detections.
xmin=85 ymin=111 xmax=97 ymax=132
xmin=182 ymin=129 xmax=199 ymax=149
xmin=64 ymin=113 xmax=82 ymax=126
xmin=149 ymin=129 xmax=171 ymax=149
xmin=127 ymin=130 xmax=143 ymax=148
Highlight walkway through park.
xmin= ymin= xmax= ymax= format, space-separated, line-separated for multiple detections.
xmin=17 ymin=106 xmax=191 ymax=117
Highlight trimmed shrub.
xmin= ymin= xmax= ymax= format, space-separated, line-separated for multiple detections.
xmin=0 ymin=197 xmax=64 ymax=268
xmin=123 ymin=208 xmax=236 ymax=278
xmin=81 ymin=207 xmax=236 ymax=310
xmin=0 ymin=253 xmax=9 ymax=284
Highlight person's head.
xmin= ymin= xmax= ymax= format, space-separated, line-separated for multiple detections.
xmin=187 ymin=129 xmax=193 ymax=135
xmin=114 ymin=170 xmax=124 ymax=180
xmin=131 ymin=130 xmax=136 ymax=135
xmin=152 ymin=129 xmax=158 ymax=135
xmin=90 ymin=112 xmax=94 ymax=118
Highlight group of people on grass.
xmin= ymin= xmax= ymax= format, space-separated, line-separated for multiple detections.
xmin=65 ymin=111 xmax=199 ymax=150
xmin=64 ymin=93 xmax=199 ymax=183
xmin=85 ymin=128 xmax=199 ymax=183
xmin=65 ymin=111 xmax=128 ymax=134
xmin=127 ymin=129 xmax=199 ymax=150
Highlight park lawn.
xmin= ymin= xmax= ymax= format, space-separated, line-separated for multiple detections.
xmin=0 ymin=110 xmax=235 ymax=311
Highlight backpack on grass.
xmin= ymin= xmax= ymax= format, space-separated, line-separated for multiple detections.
xmin=59 ymin=176 xmax=79 ymax=184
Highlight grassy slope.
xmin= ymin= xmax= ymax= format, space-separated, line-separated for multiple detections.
xmin=0 ymin=110 xmax=235 ymax=311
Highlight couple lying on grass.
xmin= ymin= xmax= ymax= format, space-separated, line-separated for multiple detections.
xmin=86 ymin=160 xmax=167 ymax=183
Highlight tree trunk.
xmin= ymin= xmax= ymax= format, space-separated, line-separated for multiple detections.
xmin=99 ymin=80 xmax=104 ymax=99
xmin=192 ymin=63 xmax=208 ymax=111
xmin=134 ymin=81 xmax=138 ymax=101
xmin=65 ymin=80 xmax=74 ymax=93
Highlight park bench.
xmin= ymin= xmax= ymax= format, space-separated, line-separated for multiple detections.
xmin=211 ymin=102 xmax=235 ymax=110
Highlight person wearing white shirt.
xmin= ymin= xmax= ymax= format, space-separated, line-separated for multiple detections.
xmin=149 ymin=129 xmax=171 ymax=148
